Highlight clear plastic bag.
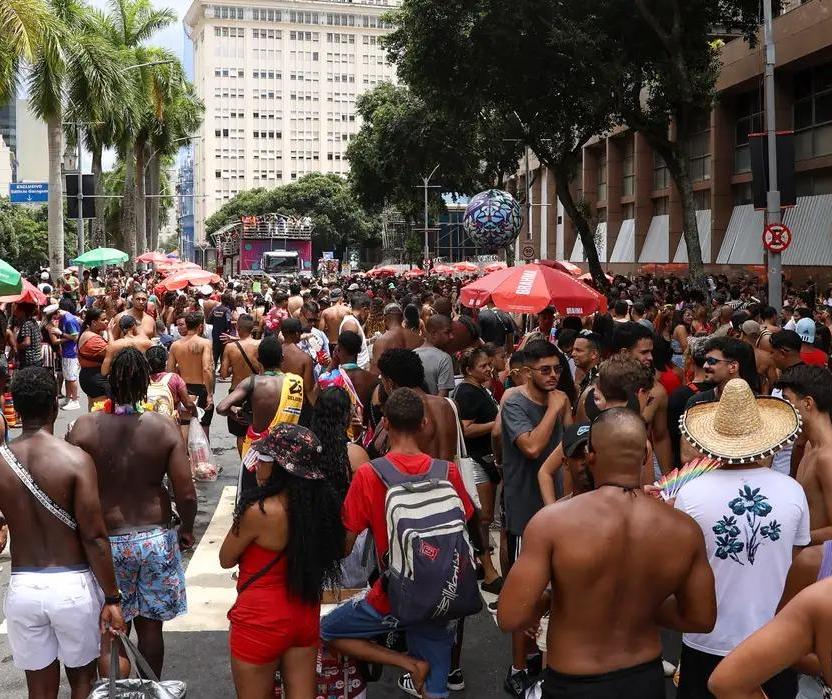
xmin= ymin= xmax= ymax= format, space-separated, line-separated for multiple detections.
xmin=187 ymin=418 xmax=216 ymax=481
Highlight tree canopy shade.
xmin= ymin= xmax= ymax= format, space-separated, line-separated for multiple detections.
xmin=204 ymin=173 xmax=381 ymax=258
xmin=346 ymin=82 xmax=522 ymax=220
xmin=385 ymin=0 xmax=623 ymax=289
xmin=0 ymin=200 xmax=76 ymax=273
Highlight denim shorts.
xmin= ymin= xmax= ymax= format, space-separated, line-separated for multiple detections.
xmin=320 ymin=595 xmax=455 ymax=698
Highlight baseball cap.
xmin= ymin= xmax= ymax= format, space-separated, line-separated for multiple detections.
xmin=562 ymin=422 xmax=591 ymax=458
xmin=199 ymin=284 xmax=213 ymax=296
xmin=740 ymin=319 xmax=761 ymax=337
xmin=330 ymin=288 xmax=343 ymax=299
xmin=348 ymin=282 xmax=360 ymax=291
xmin=383 ymin=302 xmax=403 ymax=316
xmin=796 ymin=317 xmax=816 ymax=344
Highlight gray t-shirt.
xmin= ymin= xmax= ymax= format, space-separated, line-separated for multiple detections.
xmin=501 ymin=391 xmax=563 ymax=536
xmin=415 ymin=345 xmax=456 ymax=395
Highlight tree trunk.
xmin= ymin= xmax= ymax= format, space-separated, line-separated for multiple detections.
xmin=551 ymin=166 xmax=610 ymax=294
xmin=46 ymin=113 xmax=65 ymax=282
xmin=148 ymin=154 xmax=161 ymax=251
xmin=121 ymin=150 xmax=136 ymax=268
xmin=134 ymin=140 xmax=147 ymax=254
xmin=91 ymin=146 xmax=105 ymax=248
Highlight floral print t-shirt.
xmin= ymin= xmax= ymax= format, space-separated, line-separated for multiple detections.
xmin=675 ymin=466 xmax=810 ymax=656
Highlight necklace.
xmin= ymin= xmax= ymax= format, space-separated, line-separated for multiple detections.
xmin=340 ymin=362 xmax=360 ymax=371
xmin=263 ymin=370 xmax=283 ymax=377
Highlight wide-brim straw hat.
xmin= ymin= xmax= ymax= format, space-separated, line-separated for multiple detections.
xmin=680 ymin=378 xmax=801 ymax=465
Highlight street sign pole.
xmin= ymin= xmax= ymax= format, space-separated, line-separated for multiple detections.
xmin=763 ymin=0 xmax=782 ymax=310
xmin=77 ymin=131 xmax=85 ymax=259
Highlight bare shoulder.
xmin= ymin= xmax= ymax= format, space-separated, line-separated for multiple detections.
xmin=139 ymin=411 xmax=182 ymax=441
xmin=651 ymin=379 xmax=668 ymax=401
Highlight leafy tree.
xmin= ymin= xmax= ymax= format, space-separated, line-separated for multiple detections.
xmin=0 ymin=199 xmax=76 ymax=273
xmin=386 ymin=0 xmax=623 ymax=289
xmin=347 ymin=82 xmax=521 ymax=220
xmin=205 ymin=173 xmax=380 ymax=259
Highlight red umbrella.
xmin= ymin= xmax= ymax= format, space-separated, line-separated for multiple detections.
xmin=580 ymin=272 xmax=613 ymax=284
xmin=158 ymin=261 xmax=201 ymax=275
xmin=539 ymin=259 xmax=583 ymax=276
xmin=484 ymin=261 xmax=507 ymax=274
xmin=135 ymin=252 xmax=170 ymax=264
xmin=0 ymin=279 xmax=48 ymax=305
xmin=404 ymin=268 xmax=425 ymax=278
xmin=368 ymin=266 xmax=396 ymax=278
xmin=160 ymin=269 xmax=220 ymax=291
xmin=455 ymin=261 xmax=479 ymax=273
xmin=460 ymin=263 xmax=607 ymax=315
xmin=431 ymin=264 xmax=454 ymax=275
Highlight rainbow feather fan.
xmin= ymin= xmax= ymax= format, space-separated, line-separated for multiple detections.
xmin=654 ymin=456 xmax=722 ymax=500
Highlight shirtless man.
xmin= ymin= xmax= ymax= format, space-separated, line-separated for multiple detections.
xmin=757 ymin=305 xmax=780 ymax=352
xmin=287 ymin=282 xmax=304 ymax=318
xmin=0 ymin=367 xmax=125 ymax=699
xmin=68 ymin=348 xmax=196 ymax=679
xmin=740 ymin=320 xmax=777 ymax=395
xmin=776 ymin=364 xmax=832 ymax=544
xmin=340 ymin=293 xmax=372 ymax=369
xmin=376 ymin=347 xmax=456 ymax=460
xmin=319 ymin=288 xmax=350 ymax=349
xmin=612 ymin=321 xmax=673 ymax=474
xmin=220 ymin=314 xmax=261 ymax=454
xmin=217 ymin=336 xmax=304 ymax=495
xmin=369 ymin=303 xmax=408 ymax=374
xmin=280 ymin=318 xmax=316 ymax=418
xmin=101 ymin=315 xmax=153 ymax=376
xmin=167 ymin=311 xmax=214 ymax=437
xmin=334 ymin=330 xmax=378 ymax=422
xmin=498 ymin=408 xmax=716 ymax=698
xmin=110 ymin=288 xmax=156 ymax=340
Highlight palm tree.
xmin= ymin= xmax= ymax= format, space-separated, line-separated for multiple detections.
xmin=145 ymin=80 xmax=203 ymax=250
xmin=28 ymin=0 xmax=126 ymax=280
xmin=0 ymin=0 xmax=57 ymax=102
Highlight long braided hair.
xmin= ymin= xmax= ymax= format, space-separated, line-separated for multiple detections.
xmin=310 ymin=387 xmax=352 ymax=502
xmin=109 ymin=347 xmax=151 ymax=406
xmin=232 ymin=468 xmax=344 ymax=604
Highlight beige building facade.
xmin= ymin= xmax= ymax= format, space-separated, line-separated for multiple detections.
xmin=184 ymin=0 xmax=400 ymax=241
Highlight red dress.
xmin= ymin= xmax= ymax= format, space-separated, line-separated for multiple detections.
xmin=228 ymin=543 xmax=320 ymax=664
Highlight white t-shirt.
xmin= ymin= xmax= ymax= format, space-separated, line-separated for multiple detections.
xmin=339 ymin=314 xmax=370 ymax=369
xmin=675 ymin=467 xmax=810 ymax=656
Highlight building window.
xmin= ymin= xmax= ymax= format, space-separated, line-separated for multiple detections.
xmin=622 ymin=138 xmax=634 ymax=196
xmin=596 ymin=207 xmax=607 ymax=223
xmin=687 ymin=112 xmax=711 ymax=181
xmin=652 ymin=196 xmax=669 ymax=216
xmin=734 ymin=88 xmax=763 ymax=173
xmin=622 ymin=202 xmax=635 ymax=219
xmin=794 ymin=63 xmax=832 ymax=160
xmin=795 ymin=170 xmax=832 ymax=196
xmin=596 ymin=152 xmax=607 ymax=201
xmin=693 ymin=189 xmax=711 ymax=211
xmin=653 ymin=152 xmax=669 ymax=190
xmin=733 ymin=182 xmax=753 ymax=205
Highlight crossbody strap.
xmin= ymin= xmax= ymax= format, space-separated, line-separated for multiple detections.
xmin=237 ymin=550 xmax=285 ymax=594
xmin=0 ymin=443 xmax=77 ymax=530
xmin=235 ymin=340 xmax=258 ymax=374
xmin=444 ymin=397 xmax=468 ymax=459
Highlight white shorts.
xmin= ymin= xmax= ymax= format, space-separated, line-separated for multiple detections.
xmin=61 ymin=357 xmax=80 ymax=382
xmin=3 ymin=568 xmax=103 ymax=671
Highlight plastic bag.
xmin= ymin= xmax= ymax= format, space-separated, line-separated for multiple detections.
xmin=187 ymin=418 xmax=216 ymax=481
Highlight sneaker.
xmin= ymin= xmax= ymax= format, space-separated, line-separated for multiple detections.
xmin=397 ymin=673 xmax=420 ymax=697
xmin=481 ymin=576 xmax=504 ymax=595
xmin=447 ymin=668 xmax=465 ymax=691
xmin=663 ymin=659 xmax=677 ymax=678
xmin=61 ymin=400 xmax=80 ymax=411
xmin=503 ymin=666 xmax=528 ymax=697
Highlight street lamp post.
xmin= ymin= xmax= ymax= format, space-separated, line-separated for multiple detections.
xmin=421 ymin=164 xmax=440 ymax=265
xmin=762 ymin=0 xmax=782 ymax=310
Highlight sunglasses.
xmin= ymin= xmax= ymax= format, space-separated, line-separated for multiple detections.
xmin=704 ymin=356 xmax=736 ymax=366
xmin=528 ymin=365 xmax=563 ymax=376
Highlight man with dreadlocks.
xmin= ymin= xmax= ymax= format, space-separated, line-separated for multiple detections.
xmin=67 ymin=347 xmax=197 ymax=679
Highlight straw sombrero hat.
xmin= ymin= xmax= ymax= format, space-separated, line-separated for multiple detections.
xmin=680 ymin=378 xmax=801 ymax=465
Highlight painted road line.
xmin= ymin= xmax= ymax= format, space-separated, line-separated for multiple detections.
xmin=167 ymin=485 xmax=238 ymax=632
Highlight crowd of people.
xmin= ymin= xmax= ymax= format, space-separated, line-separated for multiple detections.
xmin=1 ymin=262 xmax=832 ymax=699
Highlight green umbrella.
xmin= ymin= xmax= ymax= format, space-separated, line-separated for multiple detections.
xmin=72 ymin=247 xmax=129 ymax=266
xmin=0 ymin=258 xmax=23 ymax=297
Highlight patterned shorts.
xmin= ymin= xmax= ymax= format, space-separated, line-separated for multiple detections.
xmin=109 ymin=527 xmax=187 ymax=623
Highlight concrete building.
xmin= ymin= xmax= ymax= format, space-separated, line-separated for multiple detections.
xmin=510 ymin=0 xmax=832 ymax=272
xmin=0 ymin=136 xmax=11 ymax=197
xmin=184 ymin=0 xmax=400 ymax=242
xmin=0 ymin=99 xmax=49 ymax=183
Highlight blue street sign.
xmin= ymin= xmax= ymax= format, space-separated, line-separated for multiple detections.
xmin=9 ymin=182 xmax=48 ymax=204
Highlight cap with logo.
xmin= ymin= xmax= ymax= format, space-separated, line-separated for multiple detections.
xmin=796 ymin=317 xmax=816 ymax=344
xmin=562 ymin=422 xmax=591 ymax=457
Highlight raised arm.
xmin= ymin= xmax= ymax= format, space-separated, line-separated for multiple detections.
xmin=513 ymin=391 xmax=562 ymax=460
xmin=202 ymin=341 xmax=214 ymax=407
xmin=497 ymin=509 xmax=554 ymax=633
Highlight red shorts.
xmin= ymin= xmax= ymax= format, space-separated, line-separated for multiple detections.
xmin=228 ymin=593 xmax=320 ymax=665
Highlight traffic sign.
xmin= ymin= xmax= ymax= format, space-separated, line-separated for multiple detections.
xmin=9 ymin=182 xmax=48 ymax=204
xmin=763 ymin=223 xmax=792 ymax=254
xmin=521 ymin=242 xmax=536 ymax=261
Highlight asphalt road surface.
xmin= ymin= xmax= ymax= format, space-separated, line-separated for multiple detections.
xmin=0 ymin=380 xmax=680 ymax=697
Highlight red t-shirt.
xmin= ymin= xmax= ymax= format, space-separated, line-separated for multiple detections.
xmin=801 ymin=347 xmax=828 ymax=366
xmin=341 ymin=452 xmax=475 ymax=614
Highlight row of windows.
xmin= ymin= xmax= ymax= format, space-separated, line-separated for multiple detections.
xmin=212 ymin=88 xmax=244 ymax=98
xmin=214 ymin=68 xmax=244 ymax=77
xmin=214 ymin=26 xmax=244 ymax=37
xmin=251 ymin=29 xmax=279 ymax=39
xmin=252 ymin=69 xmax=280 ymax=79
xmin=253 ymin=130 xmax=282 ymax=139
xmin=207 ymin=6 xmax=393 ymax=27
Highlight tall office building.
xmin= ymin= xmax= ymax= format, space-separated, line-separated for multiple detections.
xmin=184 ymin=0 xmax=400 ymax=242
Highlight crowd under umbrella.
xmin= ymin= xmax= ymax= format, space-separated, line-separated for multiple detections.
xmin=72 ymin=247 xmax=129 ymax=267
xmin=0 ymin=258 xmax=23 ymax=297
xmin=484 ymin=261 xmax=507 ymax=274
xmin=403 ymin=267 xmax=425 ymax=279
xmin=160 ymin=268 xmax=221 ymax=292
xmin=135 ymin=251 xmax=171 ymax=265
xmin=460 ymin=263 xmax=607 ymax=316
xmin=431 ymin=264 xmax=454 ymax=276
xmin=454 ymin=261 xmax=479 ymax=273
xmin=0 ymin=279 xmax=48 ymax=305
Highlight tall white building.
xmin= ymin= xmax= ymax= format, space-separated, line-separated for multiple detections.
xmin=184 ymin=0 xmax=400 ymax=241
